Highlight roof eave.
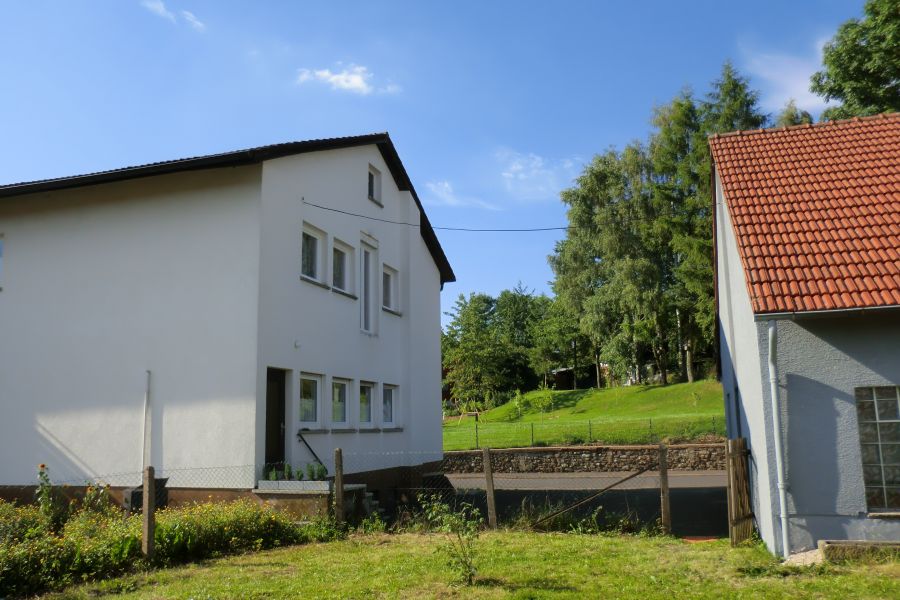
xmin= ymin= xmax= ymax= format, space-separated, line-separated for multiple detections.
xmin=753 ymin=304 xmax=900 ymax=322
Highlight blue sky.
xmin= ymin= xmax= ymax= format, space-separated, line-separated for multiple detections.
xmin=0 ymin=1 xmax=862 ymax=325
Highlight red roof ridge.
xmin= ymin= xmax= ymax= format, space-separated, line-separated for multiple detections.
xmin=707 ymin=111 xmax=899 ymax=140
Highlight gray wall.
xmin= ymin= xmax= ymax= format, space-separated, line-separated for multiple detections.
xmin=775 ymin=313 xmax=900 ymax=551
xmin=715 ymin=174 xmax=779 ymax=551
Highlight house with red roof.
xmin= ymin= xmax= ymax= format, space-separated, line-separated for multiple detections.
xmin=710 ymin=113 xmax=900 ymax=557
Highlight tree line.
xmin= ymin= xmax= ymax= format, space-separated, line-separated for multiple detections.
xmin=442 ymin=0 xmax=899 ymax=411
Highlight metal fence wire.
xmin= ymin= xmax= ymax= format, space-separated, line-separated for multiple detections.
xmin=442 ymin=415 xmax=725 ymax=451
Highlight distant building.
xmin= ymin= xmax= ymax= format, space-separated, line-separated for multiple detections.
xmin=711 ymin=114 xmax=900 ymax=556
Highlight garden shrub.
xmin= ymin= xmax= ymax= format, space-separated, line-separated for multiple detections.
xmin=0 ymin=498 xmax=343 ymax=597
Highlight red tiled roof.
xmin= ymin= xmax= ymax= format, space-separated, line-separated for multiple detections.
xmin=710 ymin=113 xmax=900 ymax=315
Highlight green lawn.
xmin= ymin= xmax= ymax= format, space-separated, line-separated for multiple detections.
xmin=444 ymin=380 xmax=725 ymax=450
xmin=42 ymin=532 xmax=899 ymax=599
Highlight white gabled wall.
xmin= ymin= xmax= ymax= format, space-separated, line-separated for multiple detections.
xmin=257 ymin=145 xmax=443 ymax=475
xmin=715 ymin=172 xmax=779 ymax=552
xmin=0 ymin=168 xmax=262 ymax=488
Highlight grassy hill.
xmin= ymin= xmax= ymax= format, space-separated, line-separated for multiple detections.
xmin=443 ymin=380 xmax=724 ymax=450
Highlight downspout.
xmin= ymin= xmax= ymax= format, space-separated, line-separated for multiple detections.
xmin=767 ymin=322 xmax=790 ymax=557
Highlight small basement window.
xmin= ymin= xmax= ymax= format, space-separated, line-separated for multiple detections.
xmin=359 ymin=382 xmax=374 ymax=425
xmin=299 ymin=375 xmax=320 ymax=424
xmin=382 ymin=385 xmax=397 ymax=426
xmin=856 ymin=386 xmax=900 ymax=511
xmin=332 ymin=379 xmax=349 ymax=425
xmin=368 ymin=165 xmax=382 ymax=206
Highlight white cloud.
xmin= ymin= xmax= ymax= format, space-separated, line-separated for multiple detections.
xmin=295 ymin=64 xmax=399 ymax=95
xmin=181 ymin=10 xmax=206 ymax=31
xmin=740 ymin=38 xmax=833 ymax=113
xmin=423 ymin=180 xmax=497 ymax=210
xmin=496 ymin=149 xmax=579 ymax=203
xmin=141 ymin=0 xmax=175 ymax=22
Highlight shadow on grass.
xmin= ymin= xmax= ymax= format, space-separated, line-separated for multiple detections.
xmin=476 ymin=575 xmax=576 ymax=592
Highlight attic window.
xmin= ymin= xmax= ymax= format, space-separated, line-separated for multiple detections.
xmin=368 ymin=165 xmax=382 ymax=206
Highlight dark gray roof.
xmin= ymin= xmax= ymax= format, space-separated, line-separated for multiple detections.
xmin=0 ymin=133 xmax=455 ymax=284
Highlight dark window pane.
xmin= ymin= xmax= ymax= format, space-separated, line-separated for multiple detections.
xmin=859 ymin=422 xmax=879 ymax=443
xmin=368 ymin=172 xmax=375 ymax=198
xmin=857 ymin=401 xmax=877 ymax=422
xmin=302 ymin=233 xmax=317 ymax=279
xmin=855 ymin=387 xmax=874 ymax=402
xmin=861 ymin=444 xmax=882 ymax=464
xmin=333 ymin=248 xmax=345 ymax=289
xmin=884 ymin=466 xmax=900 ymax=486
xmin=880 ymin=422 xmax=900 ymax=443
xmin=383 ymin=272 xmax=391 ymax=307
xmin=864 ymin=464 xmax=883 ymax=485
xmin=866 ymin=487 xmax=886 ymax=509
xmin=874 ymin=386 xmax=897 ymax=400
xmin=881 ymin=444 xmax=900 ymax=465
xmin=886 ymin=487 xmax=900 ymax=509
xmin=877 ymin=397 xmax=900 ymax=421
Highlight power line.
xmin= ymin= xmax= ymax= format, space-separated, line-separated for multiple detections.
xmin=301 ymin=199 xmax=572 ymax=232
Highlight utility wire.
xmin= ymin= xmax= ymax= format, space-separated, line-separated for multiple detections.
xmin=301 ymin=199 xmax=572 ymax=232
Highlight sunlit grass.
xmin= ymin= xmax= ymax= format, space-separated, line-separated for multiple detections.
xmin=443 ymin=380 xmax=725 ymax=450
xmin=43 ymin=532 xmax=899 ymax=600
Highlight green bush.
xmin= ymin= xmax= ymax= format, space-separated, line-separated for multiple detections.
xmin=0 ymin=499 xmax=343 ymax=597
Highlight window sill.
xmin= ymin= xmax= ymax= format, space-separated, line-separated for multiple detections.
xmin=332 ymin=288 xmax=358 ymax=300
xmin=329 ymin=427 xmax=356 ymax=433
xmin=381 ymin=426 xmax=403 ymax=433
xmin=358 ymin=427 xmax=381 ymax=433
xmin=382 ymin=306 xmax=402 ymax=317
xmin=867 ymin=512 xmax=900 ymax=520
xmin=298 ymin=427 xmax=328 ymax=433
xmin=300 ymin=275 xmax=330 ymax=290
xmin=368 ymin=196 xmax=384 ymax=208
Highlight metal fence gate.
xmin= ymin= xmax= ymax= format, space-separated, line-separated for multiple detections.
xmin=726 ymin=437 xmax=753 ymax=545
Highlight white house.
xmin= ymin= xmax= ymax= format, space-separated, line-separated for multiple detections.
xmin=711 ymin=114 xmax=900 ymax=557
xmin=0 ymin=134 xmax=455 ymax=494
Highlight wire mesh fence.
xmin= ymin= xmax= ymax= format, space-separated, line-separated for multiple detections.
xmin=1 ymin=445 xmax=727 ymax=535
xmin=442 ymin=415 xmax=726 ymax=451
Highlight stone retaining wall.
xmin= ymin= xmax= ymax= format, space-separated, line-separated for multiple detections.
xmin=441 ymin=443 xmax=725 ymax=473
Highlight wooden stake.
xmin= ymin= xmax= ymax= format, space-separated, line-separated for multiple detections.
xmin=334 ymin=448 xmax=344 ymax=524
xmin=658 ymin=443 xmax=671 ymax=535
xmin=142 ymin=466 xmax=155 ymax=559
xmin=483 ymin=447 xmax=497 ymax=528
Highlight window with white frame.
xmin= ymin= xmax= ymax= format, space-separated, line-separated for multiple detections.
xmin=301 ymin=224 xmax=325 ymax=282
xmin=382 ymin=264 xmax=399 ymax=311
xmin=361 ymin=244 xmax=375 ymax=332
xmin=368 ymin=165 xmax=382 ymax=205
xmin=331 ymin=379 xmax=349 ymax=425
xmin=382 ymin=385 xmax=397 ymax=426
xmin=332 ymin=240 xmax=354 ymax=293
xmin=299 ymin=375 xmax=320 ymax=424
xmin=856 ymin=386 xmax=900 ymax=510
xmin=359 ymin=382 xmax=374 ymax=425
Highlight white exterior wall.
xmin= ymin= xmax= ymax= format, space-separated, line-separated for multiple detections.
xmin=715 ymin=173 xmax=780 ymax=552
xmin=257 ymin=146 xmax=443 ymax=476
xmin=0 ymin=168 xmax=262 ymax=488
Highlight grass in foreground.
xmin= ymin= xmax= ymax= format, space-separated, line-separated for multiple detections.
xmin=42 ymin=532 xmax=899 ymax=600
xmin=444 ymin=380 xmax=724 ymax=450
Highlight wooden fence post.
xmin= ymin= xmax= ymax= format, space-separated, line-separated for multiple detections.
xmin=658 ymin=443 xmax=671 ymax=535
xmin=483 ymin=447 xmax=497 ymax=528
xmin=141 ymin=465 xmax=155 ymax=559
xmin=334 ymin=448 xmax=344 ymax=524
